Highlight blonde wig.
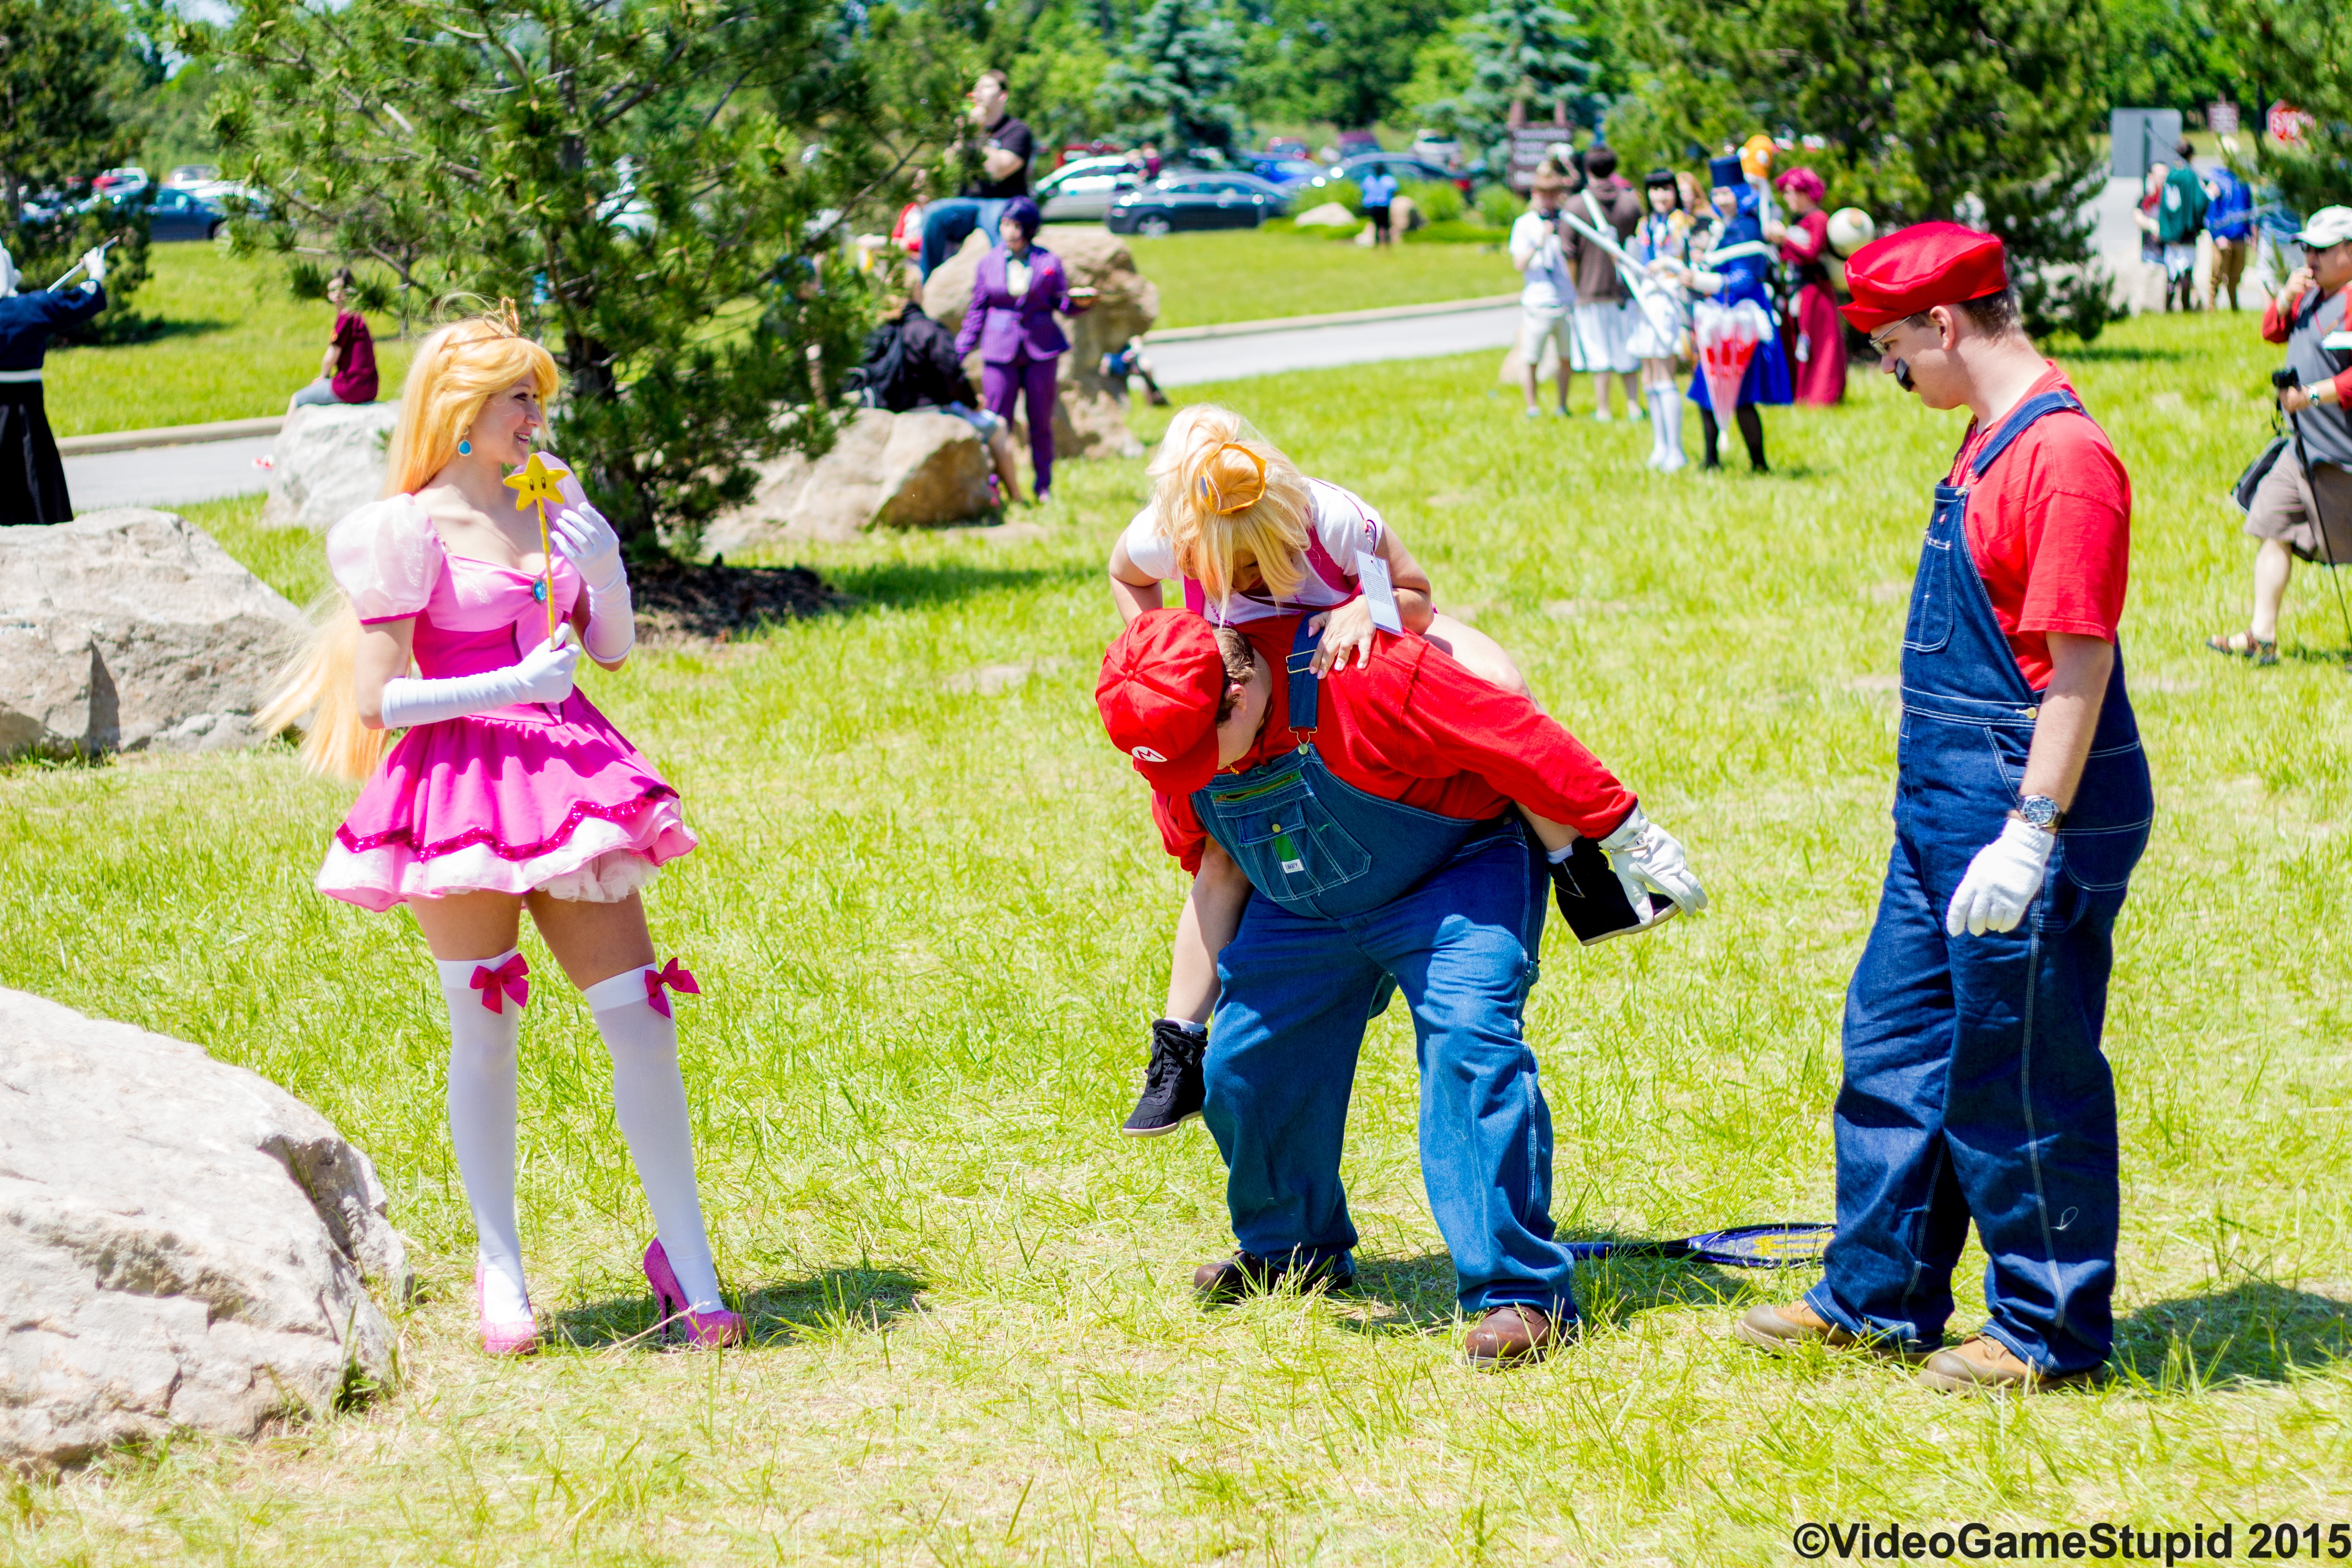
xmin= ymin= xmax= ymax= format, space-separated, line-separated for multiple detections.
xmin=259 ymin=312 xmax=562 ymax=780
xmin=1148 ymin=404 xmax=1314 ymax=610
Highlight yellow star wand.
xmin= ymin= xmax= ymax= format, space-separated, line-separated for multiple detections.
xmin=503 ymin=452 xmax=571 ymax=642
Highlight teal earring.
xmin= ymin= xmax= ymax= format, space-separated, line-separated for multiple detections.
xmin=458 ymin=436 xmax=472 ymax=455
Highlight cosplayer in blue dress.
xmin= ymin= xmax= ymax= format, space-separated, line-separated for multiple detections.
xmin=1677 ymin=155 xmax=1792 ymax=471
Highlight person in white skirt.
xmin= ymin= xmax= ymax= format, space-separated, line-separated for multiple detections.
xmin=1628 ymin=169 xmax=1695 ymax=470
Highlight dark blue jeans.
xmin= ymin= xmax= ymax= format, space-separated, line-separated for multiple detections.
xmin=920 ymin=198 xmax=1010 ymax=278
xmin=1806 ymin=834 xmax=2127 ymax=1373
xmin=1203 ymin=834 xmax=1577 ymax=1318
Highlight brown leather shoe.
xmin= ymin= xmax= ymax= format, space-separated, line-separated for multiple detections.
xmin=1916 ymin=1336 xmax=2100 ymax=1395
xmin=1463 ymin=1303 xmax=1569 ymax=1367
xmin=1191 ymin=1251 xmax=1354 ymax=1305
xmin=1732 ymin=1302 xmax=1926 ymax=1361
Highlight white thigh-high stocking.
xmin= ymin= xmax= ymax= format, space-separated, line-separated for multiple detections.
xmin=1656 ymin=387 xmax=1687 ymax=469
xmin=436 ymin=949 xmax=531 ymax=1321
xmin=582 ymin=966 xmax=725 ymax=1313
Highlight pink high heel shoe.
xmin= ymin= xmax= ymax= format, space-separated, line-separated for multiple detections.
xmin=474 ymin=1265 xmax=539 ymax=1356
xmin=642 ymin=1238 xmax=746 ymax=1348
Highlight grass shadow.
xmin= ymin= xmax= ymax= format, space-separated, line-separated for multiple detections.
xmin=2111 ymin=1280 xmax=2352 ymax=1389
xmin=1571 ymin=1254 xmax=1769 ymax=1329
xmin=1336 ymin=1251 xmax=1459 ymax=1334
xmin=549 ymin=1264 xmax=928 ymax=1352
xmin=814 ymin=559 xmax=1093 ymax=615
xmin=2053 ymin=343 xmax=2189 ymax=364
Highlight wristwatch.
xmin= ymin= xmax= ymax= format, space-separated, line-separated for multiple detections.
xmin=2011 ymin=794 xmax=2065 ymax=831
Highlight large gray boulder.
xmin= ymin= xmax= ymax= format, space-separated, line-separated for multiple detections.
xmin=0 ymin=987 xmax=408 ymax=1477
xmin=261 ymin=402 xmax=400 ymax=532
xmin=923 ymin=226 xmax=1158 ymax=462
xmin=701 ymin=407 xmax=997 ymax=554
xmin=0 ymin=510 xmax=307 ymax=760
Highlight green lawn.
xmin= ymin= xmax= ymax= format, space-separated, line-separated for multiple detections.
xmin=43 ymin=245 xmax=415 ymax=439
xmin=1121 ymin=225 xmax=1519 ymax=328
xmin=7 ymin=313 xmax=2350 ymax=1563
xmin=44 ymin=234 xmax=1514 ymax=436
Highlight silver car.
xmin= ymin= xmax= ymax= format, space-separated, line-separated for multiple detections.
xmin=1036 ymin=156 xmax=1145 ymax=222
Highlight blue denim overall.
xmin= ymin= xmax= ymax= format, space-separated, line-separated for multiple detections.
xmin=1194 ymin=619 xmax=1575 ymax=1317
xmin=1805 ymin=391 xmax=2151 ymax=1374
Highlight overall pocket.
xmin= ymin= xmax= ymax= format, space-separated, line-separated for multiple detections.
xmin=2058 ymin=744 xmax=2153 ymax=892
xmin=1212 ymin=776 xmax=1373 ymax=900
xmin=1902 ymin=534 xmax=1955 ymax=654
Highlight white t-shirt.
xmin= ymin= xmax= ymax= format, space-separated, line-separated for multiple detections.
xmin=1511 ymin=208 xmax=1572 ymax=312
xmin=1122 ymin=477 xmax=1385 ymax=625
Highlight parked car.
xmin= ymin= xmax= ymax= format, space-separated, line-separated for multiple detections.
xmin=1106 ymin=172 xmax=1290 ymax=236
xmin=164 ymin=164 xmax=221 ymax=188
xmin=1303 ymin=152 xmax=1475 ymax=201
xmin=1054 ymin=141 xmax=1126 ymax=170
xmin=92 ymin=167 xmax=149 ymax=201
xmin=140 ymin=185 xmax=228 ymax=241
xmin=1248 ymin=157 xmax=1326 ymax=191
xmin=1335 ymin=131 xmax=1381 ymax=158
xmin=1263 ymin=137 xmax=1309 ymax=161
xmin=1036 ymin=155 xmax=1146 ymax=222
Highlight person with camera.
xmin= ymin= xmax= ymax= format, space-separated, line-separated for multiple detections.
xmin=2207 ymin=207 xmax=2352 ymax=666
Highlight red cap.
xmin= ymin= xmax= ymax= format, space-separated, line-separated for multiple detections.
xmin=1838 ymin=223 xmax=2008 ymax=332
xmin=1096 ymin=609 xmax=1226 ymax=795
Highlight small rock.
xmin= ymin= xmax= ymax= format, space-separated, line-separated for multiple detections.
xmin=1294 ymin=202 xmax=1357 ymax=229
xmin=0 ymin=987 xmax=408 ymax=1476
xmin=260 ymin=403 xmax=401 ymax=532
xmin=0 ymin=510 xmax=306 ymax=760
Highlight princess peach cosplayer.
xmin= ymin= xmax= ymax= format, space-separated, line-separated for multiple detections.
xmin=260 ymin=311 xmax=741 ymax=1353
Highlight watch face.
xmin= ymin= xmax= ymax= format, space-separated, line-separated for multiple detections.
xmin=2020 ymin=797 xmax=2060 ymax=828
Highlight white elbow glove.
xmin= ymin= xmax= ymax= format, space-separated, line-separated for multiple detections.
xmin=81 ymin=247 xmax=108 ymax=285
xmin=1600 ymin=805 xmax=1709 ymax=915
xmin=379 ymin=633 xmax=578 ymax=728
xmin=547 ymin=490 xmax=635 ymax=663
xmin=1945 ymin=818 xmax=2054 ymax=936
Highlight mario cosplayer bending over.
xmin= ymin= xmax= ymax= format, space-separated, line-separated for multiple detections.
xmin=1094 ymin=609 xmax=1706 ymax=1367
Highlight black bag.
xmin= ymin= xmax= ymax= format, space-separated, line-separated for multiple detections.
xmin=2234 ymin=434 xmax=2288 ymax=512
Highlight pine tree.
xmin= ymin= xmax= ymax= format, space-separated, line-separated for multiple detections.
xmin=195 ymin=0 xmax=963 ymax=550
xmin=2215 ymin=0 xmax=2349 ymax=214
xmin=1428 ymin=0 xmax=1600 ymax=171
xmin=1098 ymin=0 xmax=1245 ymax=156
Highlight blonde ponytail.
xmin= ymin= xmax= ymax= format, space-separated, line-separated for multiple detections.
xmin=1149 ymin=404 xmax=1314 ymax=610
xmin=258 ymin=597 xmax=386 ymax=781
xmin=258 ymin=308 xmax=563 ymax=782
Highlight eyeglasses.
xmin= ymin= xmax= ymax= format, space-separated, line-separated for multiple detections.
xmin=1867 ymin=325 xmax=1906 ymax=357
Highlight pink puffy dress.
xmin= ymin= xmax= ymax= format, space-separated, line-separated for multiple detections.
xmin=316 ymin=495 xmax=696 ymax=912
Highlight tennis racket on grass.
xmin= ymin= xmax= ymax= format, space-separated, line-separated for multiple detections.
xmin=1565 ymin=1223 xmax=1835 ymax=1269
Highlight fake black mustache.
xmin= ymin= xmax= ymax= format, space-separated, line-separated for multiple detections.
xmin=1891 ymin=358 xmax=1915 ymax=392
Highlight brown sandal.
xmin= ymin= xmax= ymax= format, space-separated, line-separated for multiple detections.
xmin=2206 ymin=630 xmax=2278 ymax=666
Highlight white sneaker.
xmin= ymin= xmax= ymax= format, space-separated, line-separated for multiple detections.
xmin=1592 ymin=408 xmax=1613 ymax=423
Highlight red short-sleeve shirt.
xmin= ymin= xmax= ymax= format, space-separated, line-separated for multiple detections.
xmin=1946 ymin=363 xmax=2132 ymax=690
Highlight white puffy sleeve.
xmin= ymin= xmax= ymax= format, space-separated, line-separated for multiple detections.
xmin=326 ymin=497 xmax=443 ymax=623
xmin=1120 ymin=504 xmax=1179 ymax=581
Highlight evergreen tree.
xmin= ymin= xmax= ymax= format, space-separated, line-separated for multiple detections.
xmin=1098 ymin=0 xmax=1245 ymax=155
xmin=2101 ymin=0 xmax=2240 ymax=113
xmin=1629 ymin=0 xmax=2116 ymax=340
xmin=1428 ymin=0 xmax=1601 ymax=170
xmin=1254 ymin=0 xmax=1471 ymax=132
xmin=196 ymin=0 xmax=964 ymax=550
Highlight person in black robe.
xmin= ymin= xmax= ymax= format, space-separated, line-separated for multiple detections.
xmin=0 ymin=243 xmax=109 ymax=524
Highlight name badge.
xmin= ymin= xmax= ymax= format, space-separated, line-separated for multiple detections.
xmin=1357 ymin=543 xmax=1404 ymax=634
xmin=2322 ymin=330 xmax=2352 ymax=352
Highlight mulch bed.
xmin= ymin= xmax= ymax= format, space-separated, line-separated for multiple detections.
xmin=628 ymin=557 xmax=843 ymax=642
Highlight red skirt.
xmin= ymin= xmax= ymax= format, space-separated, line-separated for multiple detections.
xmin=1786 ymin=284 xmax=1847 ymax=407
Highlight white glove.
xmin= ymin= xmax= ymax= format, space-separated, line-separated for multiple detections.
xmin=1599 ymin=805 xmax=1709 ymax=916
xmin=81 ymin=247 xmax=107 ymax=285
xmin=378 ymin=631 xmax=577 ymax=728
xmin=1945 ymin=817 xmax=2054 ymax=937
xmin=550 ymin=501 xmax=634 ymax=661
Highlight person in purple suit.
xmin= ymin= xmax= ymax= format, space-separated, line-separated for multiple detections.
xmin=954 ymin=197 xmax=1093 ymax=503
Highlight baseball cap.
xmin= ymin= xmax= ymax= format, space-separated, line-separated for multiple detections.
xmin=2294 ymin=206 xmax=2352 ymax=250
xmin=1838 ymin=222 xmax=2009 ymax=332
xmin=1095 ymin=609 xmax=1227 ymax=796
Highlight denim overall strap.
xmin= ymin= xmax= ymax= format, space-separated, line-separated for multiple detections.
xmin=1811 ymin=385 xmax=2149 ymax=1376
xmin=1285 ymin=614 xmax=1322 ymax=738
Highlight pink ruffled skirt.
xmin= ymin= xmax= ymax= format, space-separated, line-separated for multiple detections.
xmin=319 ymin=691 xmax=696 ymax=912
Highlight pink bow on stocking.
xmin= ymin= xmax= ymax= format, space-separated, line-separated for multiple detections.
xmin=644 ymin=958 xmax=700 ymax=1019
xmin=470 ymin=953 xmax=531 ymax=1014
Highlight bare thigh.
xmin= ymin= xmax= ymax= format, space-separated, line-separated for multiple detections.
xmin=407 ymin=890 xmax=657 ymax=990
xmin=1423 ymin=612 xmax=1538 ymax=705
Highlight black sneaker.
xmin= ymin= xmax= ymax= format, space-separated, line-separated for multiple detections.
xmin=1122 ymin=1019 xmax=1206 ymax=1137
xmin=1191 ymin=1250 xmax=1357 ymax=1304
xmin=1549 ymin=836 xmax=1678 ymax=947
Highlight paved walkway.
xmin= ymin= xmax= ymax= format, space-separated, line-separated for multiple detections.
xmin=62 ymin=295 xmax=1529 ymax=514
